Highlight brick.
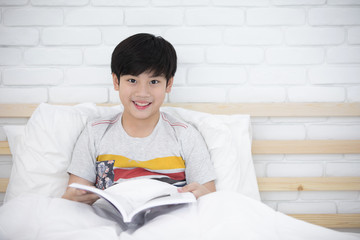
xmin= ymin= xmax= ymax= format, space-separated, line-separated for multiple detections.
xmin=0 ymin=128 xmax=6 ymax=141
xmin=309 ymin=8 xmax=360 ymax=25
xmin=175 ymin=46 xmax=204 ymax=64
xmin=3 ymin=68 xmax=63 ymax=86
xmin=252 ymin=124 xmax=305 ymax=140
xmin=153 ymin=0 xmax=209 ymax=6
xmin=0 ymin=48 xmax=22 ymax=65
xmin=278 ymin=202 xmax=336 ymax=214
xmin=31 ymin=0 xmax=89 ymax=5
xmin=0 ymin=162 xmax=12 ymax=177
xmin=327 ymin=117 xmax=360 ymax=124
xmin=66 ymin=9 xmax=123 ymax=26
xmin=267 ymin=163 xmax=323 ymax=177
xmin=168 ymin=87 xmax=227 ymax=102
xmin=249 ymin=67 xmax=306 ymax=85
xmin=185 ymin=8 xmax=244 ymax=25
xmin=109 ymin=88 xmax=120 ymax=103
xmin=266 ymin=47 xmax=324 ymax=64
xmin=308 ymin=124 xmax=360 ymax=140
xmin=260 ymin=192 xmax=298 ymax=201
xmin=0 ymin=88 xmax=48 ymax=103
xmin=328 ymin=0 xmax=360 ymax=4
xmin=92 ymin=0 xmax=149 ymax=6
xmin=253 ymin=162 xmax=266 ymax=177
xmin=348 ymin=86 xmax=360 ymax=102
xmin=173 ymin=66 xmax=186 ymax=86
xmin=344 ymin=154 xmax=360 ymax=160
xmin=228 ymin=87 xmax=286 ymax=103
xmin=188 ymin=67 xmax=246 ymax=85
xmin=49 ymin=87 xmax=108 ymax=103
xmin=4 ymin=8 xmax=63 ymax=26
xmin=207 ymin=46 xmax=264 ymax=64
xmin=300 ymin=191 xmax=358 ymax=200
xmin=253 ymin=154 xmax=285 ymax=161
xmin=84 ymin=47 xmax=113 ymax=66
xmin=273 ymin=0 xmax=325 ymax=5
xmin=126 ymin=9 xmax=183 ymax=26
xmin=327 ymin=47 xmax=360 ymax=63
xmin=271 ymin=117 xmax=327 ymax=123
xmin=42 ymin=28 xmax=101 ymax=45
xmin=213 ymin=0 xmax=269 ymax=6
xmin=309 ymin=67 xmax=360 ymax=84
xmin=288 ymin=87 xmax=345 ymax=102
xmin=0 ymin=0 xmax=29 ymax=5
xmin=285 ymin=27 xmax=344 ymax=45
xmin=102 ymin=27 xmax=162 ymax=45
xmin=338 ymin=201 xmax=360 ymax=214
xmin=348 ymin=27 xmax=360 ymax=44
xmin=0 ymin=27 xmax=39 ymax=46
xmin=65 ymin=67 xmax=111 ymax=85
xmin=224 ymin=27 xmax=283 ymax=45
xmin=24 ymin=48 xmax=82 ymax=65
xmin=326 ymin=162 xmax=360 ymax=176
xmin=164 ymin=28 xmax=222 ymax=45
xmin=247 ymin=8 xmax=305 ymax=26
xmin=286 ymin=154 xmax=342 ymax=162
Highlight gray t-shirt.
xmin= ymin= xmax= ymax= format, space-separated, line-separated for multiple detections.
xmin=68 ymin=111 xmax=216 ymax=189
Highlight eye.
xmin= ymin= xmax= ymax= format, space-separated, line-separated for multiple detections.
xmin=150 ymin=80 xmax=159 ymax=84
xmin=128 ymin=79 xmax=136 ymax=84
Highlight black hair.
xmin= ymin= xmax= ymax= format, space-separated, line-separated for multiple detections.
xmin=111 ymin=33 xmax=177 ymax=84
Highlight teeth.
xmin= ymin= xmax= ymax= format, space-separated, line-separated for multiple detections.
xmin=135 ymin=102 xmax=150 ymax=107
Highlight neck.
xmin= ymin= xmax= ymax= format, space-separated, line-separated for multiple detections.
xmin=121 ymin=112 xmax=160 ymax=138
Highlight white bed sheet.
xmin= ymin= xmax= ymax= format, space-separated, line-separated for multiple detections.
xmin=0 ymin=192 xmax=359 ymax=240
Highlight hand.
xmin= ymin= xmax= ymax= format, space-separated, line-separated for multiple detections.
xmin=61 ymin=174 xmax=99 ymax=205
xmin=62 ymin=187 xmax=99 ymax=205
xmin=178 ymin=181 xmax=216 ymax=199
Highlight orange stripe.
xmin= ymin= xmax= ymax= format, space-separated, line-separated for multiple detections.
xmin=97 ymin=154 xmax=185 ymax=170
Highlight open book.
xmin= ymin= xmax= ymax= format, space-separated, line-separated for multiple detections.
xmin=69 ymin=179 xmax=196 ymax=227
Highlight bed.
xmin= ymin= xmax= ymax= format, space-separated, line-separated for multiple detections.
xmin=0 ymin=102 xmax=359 ymax=240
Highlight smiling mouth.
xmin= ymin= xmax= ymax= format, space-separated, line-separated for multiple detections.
xmin=133 ymin=101 xmax=151 ymax=109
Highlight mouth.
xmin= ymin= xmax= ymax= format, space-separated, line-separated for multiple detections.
xmin=133 ymin=101 xmax=152 ymax=110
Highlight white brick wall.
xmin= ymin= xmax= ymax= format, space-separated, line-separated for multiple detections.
xmin=0 ymin=1 xmax=360 ymax=224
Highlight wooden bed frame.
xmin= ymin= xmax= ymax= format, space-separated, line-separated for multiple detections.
xmin=1 ymin=102 xmax=360 ymax=229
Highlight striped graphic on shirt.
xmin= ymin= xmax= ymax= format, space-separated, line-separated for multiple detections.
xmin=91 ymin=114 xmax=121 ymax=127
xmin=161 ymin=112 xmax=188 ymax=129
xmin=96 ymin=154 xmax=186 ymax=184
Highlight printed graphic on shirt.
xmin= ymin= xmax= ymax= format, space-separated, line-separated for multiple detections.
xmin=97 ymin=155 xmax=186 ymax=187
xmin=95 ymin=160 xmax=115 ymax=190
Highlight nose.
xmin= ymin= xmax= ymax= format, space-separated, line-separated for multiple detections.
xmin=135 ymin=82 xmax=151 ymax=98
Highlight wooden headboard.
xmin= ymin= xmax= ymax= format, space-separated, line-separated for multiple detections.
xmin=1 ymin=102 xmax=360 ymax=229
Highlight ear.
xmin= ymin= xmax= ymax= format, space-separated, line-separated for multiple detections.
xmin=112 ymin=73 xmax=119 ymax=91
xmin=166 ymin=77 xmax=174 ymax=93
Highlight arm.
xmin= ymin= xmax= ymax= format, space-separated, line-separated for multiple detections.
xmin=178 ymin=180 xmax=216 ymax=199
xmin=62 ymin=174 xmax=99 ymax=205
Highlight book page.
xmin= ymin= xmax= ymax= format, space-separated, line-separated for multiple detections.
xmin=70 ymin=179 xmax=196 ymax=223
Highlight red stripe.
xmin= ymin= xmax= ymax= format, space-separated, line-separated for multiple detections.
xmin=92 ymin=114 xmax=120 ymax=127
xmin=161 ymin=113 xmax=187 ymax=129
xmin=114 ymin=168 xmax=185 ymax=181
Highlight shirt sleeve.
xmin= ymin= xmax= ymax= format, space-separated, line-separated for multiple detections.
xmin=180 ymin=124 xmax=216 ymax=185
xmin=67 ymin=123 xmax=97 ymax=183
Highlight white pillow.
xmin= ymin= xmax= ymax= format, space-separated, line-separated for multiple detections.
xmin=4 ymin=103 xmax=259 ymax=202
xmin=162 ymin=107 xmax=259 ymax=200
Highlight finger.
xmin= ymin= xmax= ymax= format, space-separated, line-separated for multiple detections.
xmin=178 ymin=183 xmax=200 ymax=193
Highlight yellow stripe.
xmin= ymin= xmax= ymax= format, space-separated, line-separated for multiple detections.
xmin=97 ymin=154 xmax=185 ymax=170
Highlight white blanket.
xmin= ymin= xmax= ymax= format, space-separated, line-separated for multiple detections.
xmin=0 ymin=192 xmax=358 ymax=240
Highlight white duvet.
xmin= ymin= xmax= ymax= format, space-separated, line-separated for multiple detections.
xmin=2 ymin=104 xmax=359 ymax=240
xmin=1 ymin=191 xmax=359 ymax=240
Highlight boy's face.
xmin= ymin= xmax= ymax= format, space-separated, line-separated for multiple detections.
xmin=113 ymin=71 xmax=173 ymax=124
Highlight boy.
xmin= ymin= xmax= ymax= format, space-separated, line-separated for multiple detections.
xmin=62 ymin=33 xmax=216 ymax=205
